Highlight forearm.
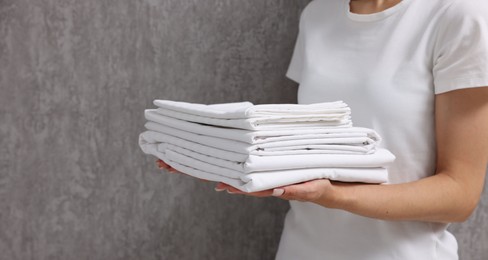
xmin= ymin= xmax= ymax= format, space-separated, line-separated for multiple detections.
xmin=326 ymin=171 xmax=482 ymax=223
xmin=313 ymin=88 xmax=488 ymax=223
xmin=221 ymin=88 xmax=488 ymax=222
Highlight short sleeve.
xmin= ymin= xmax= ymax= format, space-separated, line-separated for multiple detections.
xmin=433 ymin=0 xmax=488 ymax=94
xmin=286 ymin=14 xmax=306 ymax=84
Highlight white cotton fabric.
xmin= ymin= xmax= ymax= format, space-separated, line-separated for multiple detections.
xmin=140 ymin=141 xmax=389 ymax=192
xmin=154 ymin=107 xmax=351 ymax=130
xmin=164 ymin=149 xmax=389 ymax=192
xmin=139 ymin=99 xmax=395 ymax=192
xmin=139 ymin=131 xmax=250 ymax=161
xmin=143 ymin=113 xmax=380 ymax=154
xmin=153 ymin=99 xmax=350 ymax=118
xmin=139 ymin=130 xmax=377 ymax=163
xmin=146 ymin=110 xmax=373 ymax=143
xmin=157 ymin=142 xmax=395 ymax=173
xmin=140 ymin=126 xmax=377 ymax=155
xmin=277 ymin=0 xmax=488 ymax=259
xmin=151 ymin=100 xmax=351 ymax=130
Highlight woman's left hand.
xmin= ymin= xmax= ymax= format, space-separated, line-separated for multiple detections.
xmin=214 ymin=179 xmax=341 ymax=207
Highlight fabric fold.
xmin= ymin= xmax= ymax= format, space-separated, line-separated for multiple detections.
xmin=151 ymin=109 xmax=351 ymax=130
xmin=153 ymin=100 xmax=350 ymax=119
xmin=139 ymin=100 xmax=396 ymax=191
xmin=160 ymin=143 xmax=395 ymax=173
xmin=139 ymin=128 xmax=379 ymax=156
xmin=163 ymin=149 xmax=389 ymax=192
xmin=145 ymin=111 xmax=376 ymax=144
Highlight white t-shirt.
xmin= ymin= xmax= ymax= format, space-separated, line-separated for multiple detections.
xmin=276 ymin=0 xmax=488 ymax=259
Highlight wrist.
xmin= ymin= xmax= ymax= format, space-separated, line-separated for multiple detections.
xmin=330 ymin=182 xmax=357 ymax=210
xmin=321 ymin=182 xmax=357 ymax=210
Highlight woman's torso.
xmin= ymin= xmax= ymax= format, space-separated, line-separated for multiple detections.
xmin=276 ymin=0 xmax=468 ymax=259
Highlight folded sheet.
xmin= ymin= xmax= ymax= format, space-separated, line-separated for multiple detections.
xmin=153 ymin=100 xmax=351 ymax=119
xmin=139 ymin=131 xmax=249 ymax=161
xmin=150 ymin=109 xmax=351 ymax=130
xmin=140 ymin=132 xmax=367 ymax=168
xmin=145 ymin=111 xmax=373 ymax=144
xmin=159 ymin=143 xmax=395 ymax=173
xmin=140 ymin=145 xmax=388 ymax=192
xmin=139 ymin=128 xmax=378 ymax=156
xmin=139 ymin=100 xmax=396 ymax=192
xmin=163 ymin=149 xmax=389 ymax=192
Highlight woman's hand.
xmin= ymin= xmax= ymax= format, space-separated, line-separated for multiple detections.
xmin=214 ymin=179 xmax=343 ymax=208
xmin=155 ymin=158 xmax=338 ymax=203
xmin=156 ymin=159 xmax=209 ymax=182
xmin=155 ymin=159 xmax=179 ymax=173
xmin=156 ymin=158 xmax=338 ymax=206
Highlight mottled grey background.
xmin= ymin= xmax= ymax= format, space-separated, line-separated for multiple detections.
xmin=0 ymin=0 xmax=486 ymax=260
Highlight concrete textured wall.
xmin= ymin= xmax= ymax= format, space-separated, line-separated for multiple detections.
xmin=0 ymin=0 xmax=486 ymax=260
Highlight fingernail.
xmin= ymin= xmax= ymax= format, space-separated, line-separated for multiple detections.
xmin=214 ymin=187 xmax=226 ymax=192
xmin=272 ymin=189 xmax=285 ymax=197
xmin=226 ymin=190 xmax=236 ymax=194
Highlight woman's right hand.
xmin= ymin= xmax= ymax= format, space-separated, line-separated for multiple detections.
xmin=155 ymin=159 xmax=208 ymax=182
xmin=156 ymin=159 xmax=180 ymax=173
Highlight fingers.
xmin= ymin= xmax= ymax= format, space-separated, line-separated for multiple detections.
xmin=214 ymin=183 xmax=274 ymax=197
xmin=274 ymin=180 xmax=330 ymax=202
xmin=155 ymin=159 xmax=209 ymax=182
xmin=213 ymin=182 xmax=320 ymax=200
xmin=156 ymin=159 xmax=169 ymax=169
xmin=155 ymin=158 xmax=332 ymax=203
xmin=155 ymin=159 xmax=179 ymax=174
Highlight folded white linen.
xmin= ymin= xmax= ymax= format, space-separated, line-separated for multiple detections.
xmin=139 ymin=131 xmax=249 ymax=161
xmin=139 ymin=128 xmax=378 ymax=156
xmin=160 ymin=143 xmax=395 ymax=173
xmin=140 ymin=131 xmax=368 ymax=168
xmin=141 ymin=145 xmax=388 ymax=192
xmin=151 ymin=109 xmax=351 ymax=130
xmin=163 ymin=149 xmax=389 ymax=192
xmin=139 ymin=100 xmax=394 ymax=192
xmin=145 ymin=111 xmax=372 ymax=144
xmin=253 ymin=137 xmax=377 ymax=149
xmin=139 ymin=100 xmax=395 ymax=192
xmin=139 ymin=129 xmax=250 ymax=154
xmin=239 ymin=167 xmax=388 ymax=192
xmin=153 ymin=100 xmax=351 ymax=119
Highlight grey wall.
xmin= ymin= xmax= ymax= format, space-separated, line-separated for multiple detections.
xmin=0 ymin=0 xmax=486 ymax=260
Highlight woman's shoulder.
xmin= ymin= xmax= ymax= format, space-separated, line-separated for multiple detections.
xmin=434 ymin=0 xmax=488 ymax=21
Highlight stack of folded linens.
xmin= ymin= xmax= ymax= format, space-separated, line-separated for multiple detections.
xmin=139 ymin=100 xmax=395 ymax=192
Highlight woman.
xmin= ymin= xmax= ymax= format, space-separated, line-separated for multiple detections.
xmin=158 ymin=0 xmax=488 ymax=259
